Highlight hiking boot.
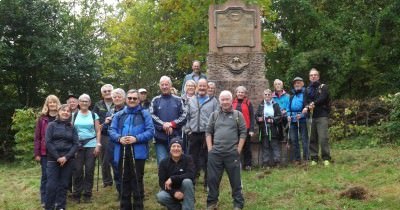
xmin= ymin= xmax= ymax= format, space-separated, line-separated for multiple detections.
xmin=233 ymin=207 xmax=242 ymax=210
xmin=323 ymin=160 xmax=330 ymax=166
xmin=207 ymin=203 xmax=218 ymax=210
xmin=311 ymin=160 xmax=317 ymax=166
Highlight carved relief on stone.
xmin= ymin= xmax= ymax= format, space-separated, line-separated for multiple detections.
xmin=214 ymin=7 xmax=256 ymax=47
xmin=225 ymin=56 xmax=249 ymax=74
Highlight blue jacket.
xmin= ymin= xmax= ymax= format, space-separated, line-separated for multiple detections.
xmin=287 ymin=88 xmax=307 ymax=123
xmin=150 ymin=94 xmax=187 ymax=142
xmin=109 ymin=105 xmax=154 ymax=165
xmin=272 ymin=91 xmax=290 ymax=112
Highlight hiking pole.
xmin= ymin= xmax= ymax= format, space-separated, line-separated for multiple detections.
xmin=120 ymin=144 xmax=126 ymax=201
xmin=96 ymin=155 xmax=100 ymax=192
xmin=307 ymin=109 xmax=313 ymax=162
xmin=287 ymin=121 xmax=291 ymax=161
xmin=131 ymin=144 xmax=143 ymax=209
xmin=258 ymin=127 xmax=262 ymax=166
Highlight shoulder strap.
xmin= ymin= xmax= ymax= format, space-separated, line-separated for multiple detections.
xmin=73 ymin=112 xmax=79 ymax=125
xmin=289 ymin=95 xmax=294 ymax=112
xmin=91 ymin=111 xmax=96 ymax=123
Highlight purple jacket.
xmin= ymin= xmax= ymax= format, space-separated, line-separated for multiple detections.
xmin=34 ymin=115 xmax=49 ymax=156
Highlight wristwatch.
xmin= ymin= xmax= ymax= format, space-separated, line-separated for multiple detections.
xmin=97 ymin=143 xmax=102 ymax=147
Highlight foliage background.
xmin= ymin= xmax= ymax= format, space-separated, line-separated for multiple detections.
xmin=1 ymin=0 xmax=400 ymax=161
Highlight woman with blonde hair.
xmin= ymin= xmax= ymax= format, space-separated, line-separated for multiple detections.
xmin=34 ymin=94 xmax=61 ymax=207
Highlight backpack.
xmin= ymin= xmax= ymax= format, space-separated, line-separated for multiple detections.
xmin=73 ymin=111 xmax=97 ymax=147
xmin=211 ymin=110 xmax=240 ymax=137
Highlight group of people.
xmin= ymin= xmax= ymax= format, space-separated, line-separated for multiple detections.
xmin=34 ymin=59 xmax=331 ymax=210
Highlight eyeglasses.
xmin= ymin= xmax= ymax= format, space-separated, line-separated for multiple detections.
xmin=103 ymin=90 xmax=112 ymax=93
xmin=264 ymin=94 xmax=271 ymax=96
xmin=80 ymin=100 xmax=89 ymax=103
xmin=127 ymin=97 xmax=138 ymax=101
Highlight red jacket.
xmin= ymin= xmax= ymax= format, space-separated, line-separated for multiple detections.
xmin=232 ymin=98 xmax=255 ymax=132
xmin=34 ymin=115 xmax=49 ymax=156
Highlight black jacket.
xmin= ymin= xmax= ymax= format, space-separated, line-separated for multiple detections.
xmin=304 ymin=82 xmax=330 ymax=118
xmin=45 ymin=120 xmax=79 ymax=161
xmin=158 ymin=154 xmax=195 ymax=197
xmin=255 ymin=100 xmax=283 ymax=139
xmin=93 ymin=100 xmax=114 ymax=134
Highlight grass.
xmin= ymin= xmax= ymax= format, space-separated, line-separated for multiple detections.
xmin=1 ymin=139 xmax=400 ymax=209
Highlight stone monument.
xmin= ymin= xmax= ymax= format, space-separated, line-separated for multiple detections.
xmin=207 ymin=0 xmax=269 ymax=165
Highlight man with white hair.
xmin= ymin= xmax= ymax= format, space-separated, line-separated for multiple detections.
xmin=206 ymin=90 xmax=247 ymax=210
xmin=92 ymin=84 xmax=114 ymax=188
xmin=150 ymin=76 xmax=187 ymax=165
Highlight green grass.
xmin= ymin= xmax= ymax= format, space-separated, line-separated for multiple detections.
xmin=1 ymin=140 xmax=400 ymax=209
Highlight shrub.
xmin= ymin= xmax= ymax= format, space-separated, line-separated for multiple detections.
xmin=11 ymin=108 xmax=38 ymax=162
xmin=378 ymin=93 xmax=400 ymax=143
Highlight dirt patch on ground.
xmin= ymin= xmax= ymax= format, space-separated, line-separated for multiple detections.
xmin=340 ymin=186 xmax=369 ymax=200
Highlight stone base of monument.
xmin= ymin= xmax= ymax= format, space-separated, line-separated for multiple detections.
xmin=249 ymin=141 xmax=292 ymax=167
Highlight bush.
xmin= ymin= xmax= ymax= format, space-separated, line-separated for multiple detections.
xmin=11 ymin=108 xmax=38 ymax=162
xmin=377 ymin=93 xmax=400 ymax=143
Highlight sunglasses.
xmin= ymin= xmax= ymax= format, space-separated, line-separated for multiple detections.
xmin=127 ymin=97 xmax=138 ymax=101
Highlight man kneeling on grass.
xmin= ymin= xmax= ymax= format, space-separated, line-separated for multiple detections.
xmin=156 ymin=137 xmax=195 ymax=210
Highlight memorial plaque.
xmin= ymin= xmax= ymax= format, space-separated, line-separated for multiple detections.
xmin=215 ymin=7 xmax=256 ymax=47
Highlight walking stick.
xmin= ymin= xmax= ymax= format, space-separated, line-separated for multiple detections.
xmin=120 ymin=145 xmax=126 ymax=201
xmin=258 ymin=127 xmax=262 ymax=166
xmin=130 ymin=144 xmax=142 ymax=208
xmin=307 ymin=110 xmax=313 ymax=161
xmin=96 ymin=156 xmax=100 ymax=191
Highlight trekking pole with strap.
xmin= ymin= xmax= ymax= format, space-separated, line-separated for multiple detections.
xmin=258 ymin=126 xmax=262 ymax=166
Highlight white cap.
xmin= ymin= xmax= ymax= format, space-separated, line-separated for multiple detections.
xmin=138 ymin=88 xmax=147 ymax=93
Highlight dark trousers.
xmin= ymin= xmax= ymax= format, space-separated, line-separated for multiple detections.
xmin=207 ymin=150 xmax=244 ymax=209
xmin=261 ymin=124 xmax=281 ymax=165
xmin=109 ymin=142 xmax=121 ymax=195
xmin=188 ymin=132 xmax=207 ymax=186
xmin=45 ymin=160 xmax=73 ymax=210
xmin=73 ymin=147 xmax=96 ymax=198
xmin=241 ymin=131 xmax=252 ymax=167
xmin=40 ymin=156 xmax=48 ymax=205
xmin=119 ymin=146 xmax=145 ymax=210
xmin=100 ymin=134 xmax=113 ymax=186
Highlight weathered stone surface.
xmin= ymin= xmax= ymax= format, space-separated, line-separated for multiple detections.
xmin=215 ymin=7 xmax=256 ymax=47
xmin=207 ymin=0 xmax=268 ymax=165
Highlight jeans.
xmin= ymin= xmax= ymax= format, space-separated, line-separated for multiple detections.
xmin=207 ymin=150 xmax=244 ymax=209
xmin=156 ymin=179 xmax=195 ymax=210
xmin=119 ymin=146 xmax=145 ymax=210
xmin=73 ymin=147 xmax=96 ymax=199
xmin=155 ymin=140 xmax=169 ymax=165
xmin=40 ymin=156 xmax=48 ymax=205
xmin=100 ymin=135 xmax=113 ymax=186
xmin=309 ymin=117 xmax=331 ymax=161
xmin=45 ymin=160 xmax=73 ymax=210
xmin=289 ymin=121 xmax=309 ymax=161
